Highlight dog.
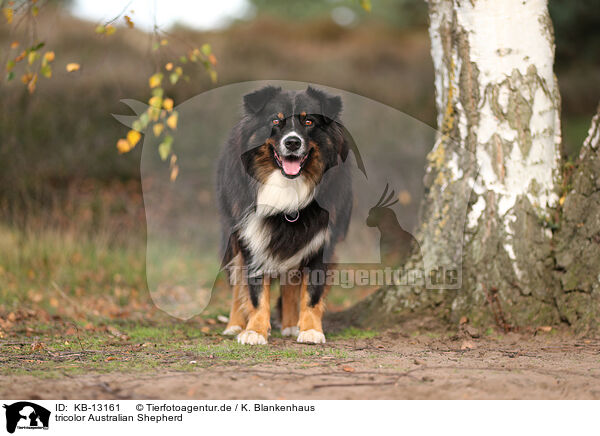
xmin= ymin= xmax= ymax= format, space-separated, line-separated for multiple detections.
xmin=216 ymin=85 xmax=354 ymax=345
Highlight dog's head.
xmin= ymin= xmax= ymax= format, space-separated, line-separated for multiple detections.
xmin=241 ymin=85 xmax=349 ymax=185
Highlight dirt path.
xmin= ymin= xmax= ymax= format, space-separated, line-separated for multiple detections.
xmin=2 ymin=332 xmax=599 ymax=400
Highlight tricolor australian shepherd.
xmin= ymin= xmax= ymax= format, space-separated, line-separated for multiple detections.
xmin=216 ymin=85 xmax=353 ymax=345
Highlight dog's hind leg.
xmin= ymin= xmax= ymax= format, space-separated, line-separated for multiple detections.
xmin=280 ymin=277 xmax=300 ymax=337
xmin=237 ymin=275 xmax=271 ymax=345
xmin=224 ymin=254 xmax=248 ymax=335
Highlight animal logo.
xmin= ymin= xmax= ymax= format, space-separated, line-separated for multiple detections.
xmin=366 ymin=183 xmax=422 ymax=269
xmin=3 ymin=402 xmax=50 ymax=434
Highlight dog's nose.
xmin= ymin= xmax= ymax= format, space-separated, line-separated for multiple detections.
xmin=284 ymin=136 xmax=302 ymax=151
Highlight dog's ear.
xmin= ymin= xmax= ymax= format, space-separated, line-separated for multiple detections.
xmin=243 ymin=86 xmax=281 ymax=114
xmin=306 ymin=86 xmax=342 ymax=121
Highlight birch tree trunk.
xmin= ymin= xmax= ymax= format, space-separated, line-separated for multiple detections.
xmin=554 ymin=105 xmax=600 ymax=333
xmin=346 ymin=0 xmax=568 ymax=329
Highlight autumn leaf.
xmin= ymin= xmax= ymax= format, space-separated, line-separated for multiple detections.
xmin=360 ymin=0 xmax=372 ymax=12
xmin=149 ymin=96 xmax=162 ymax=109
xmin=10 ymin=41 xmax=19 ymax=49
xmin=27 ymin=51 xmax=39 ymax=65
xmin=66 ymin=63 xmax=80 ymax=72
xmin=3 ymin=7 xmax=13 ymax=24
xmin=162 ymin=98 xmax=173 ymax=111
xmin=158 ymin=135 xmax=173 ymax=161
xmin=126 ymin=129 xmax=141 ymax=147
xmin=117 ymin=138 xmax=131 ymax=154
xmin=153 ymin=123 xmax=164 ymax=137
xmin=43 ymin=51 xmax=55 ymax=63
xmin=31 ymin=341 xmax=45 ymax=352
xmin=165 ymin=62 xmax=173 ymax=71
xmin=124 ymin=15 xmax=134 ymax=28
xmin=166 ymin=112 xmax=178 ymax=129
xmin=208 ymin=53 xmax=217 ymax=66
xmin=40 ymin=64 xmax=52 ymax=78
xmin=149 ymin=73 xmax=163 ymax=88
xmin=170 ymin=165 xmax=179 ymax=181
xmin=342 ymin=366 xmax=355 ymax=373
xmin=105 ymin=25 xmax=116 ymax=35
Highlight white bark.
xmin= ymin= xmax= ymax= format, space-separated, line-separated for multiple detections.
xmin=427 ymin=0 xmax=561 ymax=280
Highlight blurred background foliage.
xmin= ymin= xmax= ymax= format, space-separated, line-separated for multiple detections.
xmin=0 ymin=0 xmax=598 ymax=315
xmin=0 ymin=0 xmax=598 ymax=214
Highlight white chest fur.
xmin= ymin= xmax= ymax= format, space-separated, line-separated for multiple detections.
xmin=256 ymin=170 xmax=314 ymax=216
xmin=239 ymin=171 xmax=328 ymax=274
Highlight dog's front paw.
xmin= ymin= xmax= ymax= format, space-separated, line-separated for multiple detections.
xmin=281 ymin=326 xmax=299 ymax=337
xmin=223 ymin=325 xmax=243 ymax=335
xmin=297 ymin=329 xmax=326 ymax=344
xmin=237 ymin=330 xmax=267 ymax=345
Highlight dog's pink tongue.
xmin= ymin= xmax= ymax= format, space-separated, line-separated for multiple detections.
xmin=282 ymin=158 xmax=301 ymax=176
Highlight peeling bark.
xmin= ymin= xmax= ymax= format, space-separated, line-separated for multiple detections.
xmin=350 ymin=0 xmax=572 ymax=330
xmin=554 ymin=104 xmax=600 ymax=333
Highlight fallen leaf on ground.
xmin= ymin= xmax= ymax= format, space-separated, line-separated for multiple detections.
xmin=537 ymin=326 xmax=552 ymax=333
xmin=342 ymin=366 xmax=355 ymax=373
xmin=460 ymin=340 xmax=476 ymax=350
xmin=31 ymin=342 xmax=45 ymax=352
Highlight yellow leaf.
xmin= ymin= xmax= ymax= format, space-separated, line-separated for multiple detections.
xmin=66 ymin=63 xmax=80 ymax=72
xmin=166 ymin=113 xmax=178 ymax=130
xmin=20 ymin=73 xmax=32 ymax=84
xmin=165 ymin=62 xmax=173 ymax=71
xmin=10 ymin=41 xmax=19 ymax=49
xmin=27 ymin=51 xmax=39 ymax=66
xmin=162 ymin=98 xmax=173 ymax=111
xmin=170 ymin=164 xmax=179 ymax=181
xmin=43 ymin=51 xmax=55 ymax=62
xmin=105 ymin=25 xmax=116 ymax=35
xmin=175 ymin=66 xmax=183 ymax=76
xmin=559 ymin=195 xmax=566 ymax=206
xmin=160 ymin=38 xmax=168 ymax=46
xmin=149 ymin=96 xmax=162 ymax=108
xmin=117 ymin=138 xmax=131 ymax=153
xmin=3 ymin=8 xmax=13 ymax=24
xmin=127 ymin=129 xmax=141 ymax=147
xmin=153 ymin=123 xmax=164 ymax=137
xmin=124 ymin=15 xmax=134 ymax=28
xmin=148 ymin=73 xmax=163 ymax=88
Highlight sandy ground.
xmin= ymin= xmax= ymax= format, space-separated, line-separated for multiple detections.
xmin=2 ymin=331 xmax=599 ymax=400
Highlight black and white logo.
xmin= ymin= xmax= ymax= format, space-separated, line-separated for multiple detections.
xmin=3 ymin=402 xmax=50 ymax=434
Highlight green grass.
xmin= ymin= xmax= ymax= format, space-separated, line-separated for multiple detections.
xmin=329 ymin=327 xmax=379 ymax=339
xmin=0 ymin=321 xmax=361 ymax=377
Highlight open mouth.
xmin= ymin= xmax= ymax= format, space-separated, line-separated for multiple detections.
xmin=272 ymin=147 xmax=310 ymax=177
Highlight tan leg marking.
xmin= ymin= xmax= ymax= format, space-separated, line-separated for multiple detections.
xmin=224 ymin=254 xmax=248 ymax=335
xmin=280 ymin=281 xmax=300 ymax=337
xmin=237 ymin=276 xmax=271 ymax=345
xmin=297 ymin=275 xmax=326 ymax=344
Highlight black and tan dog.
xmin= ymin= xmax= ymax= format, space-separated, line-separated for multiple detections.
xmin=216 ymin=85 xmax=353 ymax=345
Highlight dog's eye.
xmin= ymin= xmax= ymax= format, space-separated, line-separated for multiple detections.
xmin=272 ymin=119 xmax=280 ymax=126
xmin=304 ymin=119 xmax=313 ymax=126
